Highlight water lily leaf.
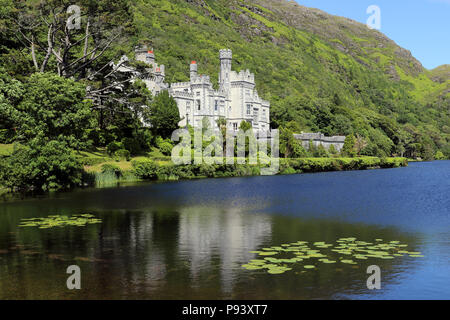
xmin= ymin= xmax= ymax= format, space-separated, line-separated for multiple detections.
xmin=259 ymin=252 xmax=277 ymax=256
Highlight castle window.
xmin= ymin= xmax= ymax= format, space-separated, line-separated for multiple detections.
xmin=246 ymin=104 xmax=251 ymax=115
xmin=233 ymin=123 xmax=238 ymax=131
xmin=196 ymin=91 xmax=200 ymax=96
xmin=196 ymin=100 xmax=201 ymax=110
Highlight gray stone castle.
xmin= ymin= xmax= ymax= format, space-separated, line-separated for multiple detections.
xmin=115 ymin=47 xmax=345 ymax=151
xmin=134 ymin=47 xmax=271 ymax=133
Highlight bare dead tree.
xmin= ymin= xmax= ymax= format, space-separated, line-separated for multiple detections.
xmin=12 ymin=2 xmax=125 ymax=80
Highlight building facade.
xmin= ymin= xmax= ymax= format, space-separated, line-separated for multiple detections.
xmin=135 ymin=48 xmax=270 ymax=133
xmin=134 ymin=47 xmax=169 ymax=96
xmin=293 ymin=132 xmax=346 ymax=152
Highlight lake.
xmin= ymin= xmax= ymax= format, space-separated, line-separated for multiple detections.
xmin=0 ymin=161 xmax=449 ymax=299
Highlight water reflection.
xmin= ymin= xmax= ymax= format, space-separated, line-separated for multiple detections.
xmin=0 ymin=204 xmax=420 ymax=299
xmin=178 ymin=207 xmax=272 ymax=295
xmin=0 ymin=161 xmax=449 ymax=299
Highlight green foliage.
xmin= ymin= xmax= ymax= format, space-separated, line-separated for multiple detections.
xmin=5 ymin=73 xmax=94 ymax=149
xmin=280 ymin=127 xmax=307 ymax=158
xmin=132 ymin=159 xmax=158 ymax=180
xmin=107 ymin=141 xmax=122 ymax=156
xmin=239 ymin=120 xmax=253 ymax=132
xmin=115 ymin=149 xmax=131 ymax=161
xmin=0 ymin=139 xmax=83 ymax=191
xmin=121 ymin=137 xmax=142 ymax=155
xmin=435 ymin=151 xmax=446 ymax=160
xmin=342 ymin=134 xmax=356 ymax=157
xmin=144 ymin=91 xmax=180 ymax=139
xmin=155 ymin=136 xmax=174 ymax=156
xmin=329 ymin=144 xmax=338 ymax=156
xmin=101 ymin=164 xmax=123 ymax=177
xmin=314 ymin=145 xmax=329 ymax=158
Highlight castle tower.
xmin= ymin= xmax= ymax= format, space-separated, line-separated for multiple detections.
xmin=190 ymin=61 xmax=198 ymax=81
xmin=135 ymin=46 xmax=148 ymax=63
xmin=219 ymin=49 xmax=232 ymax=93
xmin=146 ymin=49 xmax=155 ymax=66
xmin=135 ymin=46 xmax=155 ymax=66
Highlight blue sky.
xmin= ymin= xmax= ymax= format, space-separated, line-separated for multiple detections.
xmin=295 ymin=0 xmax=449 ymax=69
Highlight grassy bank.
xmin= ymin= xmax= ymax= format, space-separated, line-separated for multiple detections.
xmin=88 ymin=156 xmax=408 ymax=186
xmin=0 ymin=144 xmax=14 ymax=156
xmin=0 ymin=143 xmax=408 ymax=191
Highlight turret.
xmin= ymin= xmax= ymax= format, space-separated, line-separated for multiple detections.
xmin=146 ymin=49 xmax=155 ymax=66
xmin=219 ymin=49 xmax=232 ymax=92
xmin=135 ymin=46 xmax=155 ymax=66
xmin=190 ymin=61 xmax=198 ymax=81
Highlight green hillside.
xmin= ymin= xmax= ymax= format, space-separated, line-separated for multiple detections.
xmin=0 ymin=0 xmax=449 ymax=160
xmin=129 ymin=0 xmax=449 ymax=158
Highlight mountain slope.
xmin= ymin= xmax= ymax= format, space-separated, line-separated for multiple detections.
xmin=128 ymin=0 xmax=448 ymax=159
xmin=3 ymin=0 xmax=440 ymax=159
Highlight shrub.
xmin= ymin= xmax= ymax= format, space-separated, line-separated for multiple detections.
xmin=155 ymin=136 xmax=174 ymax=156
xmin=101 ymin=164 xmax=123 ymax=178
xmin=159 ymin=141 xmax=174 ymax=156
xmin=115 ymin=149 xmax=130 ymax=161
xmin=198 ymin=164 xmax=216 ymax=177
xmin=0 ymin=139 xmax=83 ymax=191
xmin=435 ymin=151 xmax=446 ymax=160
xmin=107 ymin=141 xmax=122 ymax=156
xmin=132 ymin=160 xmax=158 ymax=180
xmin=0 ymin=129 xmax=16 ymax=144
xmin=122 ymin=137 xmax=141 ymax=155
xmin=281 ymin=167 xmax=296 ymax=175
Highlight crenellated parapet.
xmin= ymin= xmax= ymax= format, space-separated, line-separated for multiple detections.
xmin=219 ymin=49 xmax=232 ymax=60
xmin=169 ymin=89 xmax=194 ymax=98
xmin=294 ymin=133 xmax=346 ymax=151
xmin=230 ymin=69 xmax=255 ymax=83
xmin=171 ymin=82 xmax=191 ymax=88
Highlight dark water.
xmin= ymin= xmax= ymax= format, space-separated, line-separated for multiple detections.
xmin=0 ymin=161 xmax=449 ymax=300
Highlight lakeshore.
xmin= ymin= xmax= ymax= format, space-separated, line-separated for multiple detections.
xmin=1 ymin=143 xmax=407 ymax=192
xmin=82 ymin=154 xmax=408 ymax=187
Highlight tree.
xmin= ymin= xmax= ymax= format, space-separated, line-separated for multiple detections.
xmin=329 ymin=144 xmax=338 ymax=156
xmin=10 ymin=0 xmax=134 ymax=78
xmin=314 ymin=144 xmax=329 ymax=158
xmin=0 ymin=138 xmax=84 ymax=191
xmin=342 ymin=134 xmax=356 ymax=157
xmin=239 ymin=120 xmax=252 ymax=132
xmin=15 ymin=72 xmax=94 ymax=149
xmin=144 ymin=90 xmax=180 ymax=139
xmin=354 ymin=134 xmax=368 ymax=156
xmin=435 ymin=150 xmax=446 ymax=160
xmin=280 ymin=127 xmax=307 ymax=158
xmin=0 ymin=68 xmax=24 ymax=142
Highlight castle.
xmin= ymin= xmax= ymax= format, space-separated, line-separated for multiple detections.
xmin=134 ymin=47 xmax=271 ymax=133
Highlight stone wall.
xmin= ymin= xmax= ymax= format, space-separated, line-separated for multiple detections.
xmin=293 ymin=133 xmax=346 ymax=152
